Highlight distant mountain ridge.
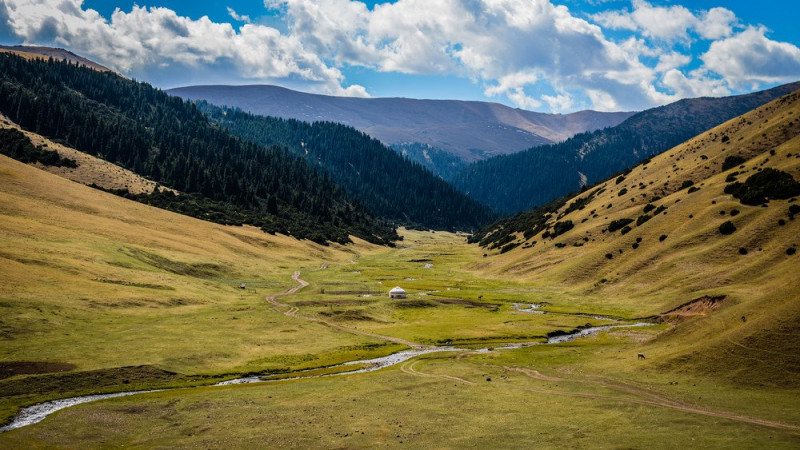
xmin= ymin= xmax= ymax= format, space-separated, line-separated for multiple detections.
xmin=167 ymin=84 xmax=635 ymax=163
xmin=452 ymin=81 xmax=800 ymax=215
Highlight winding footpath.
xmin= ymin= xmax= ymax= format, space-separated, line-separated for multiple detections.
xmin=2 ymin=270 xmax=797 ymax=434
xmin=266 ymin=271 xmax=425 ymax=349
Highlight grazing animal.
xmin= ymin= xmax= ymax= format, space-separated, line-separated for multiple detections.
xmin=637 ymin=354 xmax=646 ymax=360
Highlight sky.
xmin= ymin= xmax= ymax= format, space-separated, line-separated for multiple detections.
xmin=1 ymin=0 xmax=800 ymax=113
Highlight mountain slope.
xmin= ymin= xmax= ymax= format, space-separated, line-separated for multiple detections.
xmin=453 ymin=81 xmax=800 ymax=215
xmin=0 ymin=53 xmax=396 ymax=244
xmin=198 ymin=104 xmax=496 ymax=231
xmin=472 ymin=89 xmax=800 ymax=385
xmin=0 ymin=45 xmax=112 ymax=72
xmin=168 ymin=84 xmax=635 ymax=162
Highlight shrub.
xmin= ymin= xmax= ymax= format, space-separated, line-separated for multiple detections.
xmin=620 ymin=226 xmax=632 ymax=235
xmin=632 ymin=243 xmax=639 ymax=249
xmin=719 ymin=220 xmax=736 ymax=235
xmin=730 ymin=209 xmax=740 ymax=216
xmin=618 ymin=188 xmax=628 ymax=196
xmin=788 ymin=247 xmax=797 ymax=256
xmin=721 ymin=155 xmax=746 ymax=171
xmin=608 ymin=218 xmax=634 ymax=232
xmin=680 ymin=180 xmax=694 ymax=190
xmin=739 ymin=247 xmax=748 ymax=255
xmin=636 ymin=214 xmax=652 ymax=226
xmin=550 ymin=220 xmax=574 ymax=238
xmin=789 ymin=204 xmax=800 ymax=219
xmin=643 ymin=204 xmax=655 ymax=213
xmin=605 ymin=253 xmax=613 ymax=260
xmin=659 ymin=234 xmax=667 ymax=242
xmin=687 ymin=186 xmax=700 ymax=194
xmin=724 ymin=168 xmax=800 ymax=205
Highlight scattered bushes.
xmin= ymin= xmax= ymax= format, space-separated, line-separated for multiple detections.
xmin=680 ymin=180 xmax=694 ymax=190
xmin=788 ymin=247 xmax=797 ymax=256
xmin=739 ymin=247 xmax=748 ymax=255
xmin=719 ymin=220 xmax=736 ymax=235
xmin=724 ymin=168 xmax=800 ymax=205
xmin=618 ymin=188 xmax=628 ymax=196
xmin=643 ymin=204 xmax=655 ymax=214
xmin=659 ymin=234 xmax=668 ymax=242
xmin=687 ymin=186 xmax=700 ymax=194
xmin=636 ymin=214 xmax=652 ymax=226
xmin=608 ymin=218 xmax=634 ymax=232
xmin=620 ymin=226 xmax=632 ymax=235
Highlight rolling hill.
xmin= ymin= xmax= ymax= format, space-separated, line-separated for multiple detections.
xmin=472 ymin=88 xmax=800 ymax=385
xmin=453 ymin=81 xmax=800 ymax=215
xmin=167 ymin=84 xmax=635 ymax=165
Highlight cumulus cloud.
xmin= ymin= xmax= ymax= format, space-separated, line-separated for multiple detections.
xmin=702 ymin=26 xmax=800 ymax=88
xmin=593 ymin=0 xmax=736 ymax=42
xmin=1 ymin=0 xmax=799 ymax=112
xmin=0 ymin=0 xmax=368 ymax=96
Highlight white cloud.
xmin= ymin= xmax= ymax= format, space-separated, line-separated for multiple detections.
xmin=697 ymin=7 xmax=737 ymax=40
xmin=1 ymin=0 xmax=367 ymax=96
xmin=227 ymin=7 xmax=251 ymax=24
xmin=702 ymin=26 xmax=800 ymax=88
xmin=1 ymin=0 xmax=799 ymax=112
xmin=593 ymin=1 xmax=737 ymax=43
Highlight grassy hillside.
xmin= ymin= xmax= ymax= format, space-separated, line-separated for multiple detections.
xmin=0 ymin=114 xmax=169 ymax=195
xmin=473 ymin=89 xmax=800 ymax=385
xmin=0 ymin=154 xmax=409 ymax=420
xmin=1 ymin=154 xmax=799 ymax=446
xmin=2 ymin=89 xmax=799 ymax=447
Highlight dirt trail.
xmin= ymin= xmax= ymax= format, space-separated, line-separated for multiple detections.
xmin=506 ymin=366 xmax=800 ymax=432
xmin=266 ymin=271 xmax=424 ymax=349
xmin=400 ymin=360 xmax=474 ymax=385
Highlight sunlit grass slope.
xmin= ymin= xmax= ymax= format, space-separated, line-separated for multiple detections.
xmin=0 ymin=153 xmax=407 ymax=419
xmin=477 ymin=90 xmax=800 ymax=385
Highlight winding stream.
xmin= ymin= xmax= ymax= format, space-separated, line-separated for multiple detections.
xmin=1 ymin=321 xmax=652 ymax=432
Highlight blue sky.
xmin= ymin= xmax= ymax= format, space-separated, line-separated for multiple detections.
xmin=2 ymin=1 xmax=800 ymax=112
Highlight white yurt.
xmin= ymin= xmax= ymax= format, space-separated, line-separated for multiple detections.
xmin=389 ymin=286 xmax=407 ymax=299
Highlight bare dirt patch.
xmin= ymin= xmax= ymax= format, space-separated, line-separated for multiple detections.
xmin=659 ymin=295 xmax=726 ymax=323
xmin=295 ymin=300 xmax=374 ymax=307
xmin=0 ymin=362 xmax=76 ymax=379
xmin=430 ymin=298 xmax=500 ymax=310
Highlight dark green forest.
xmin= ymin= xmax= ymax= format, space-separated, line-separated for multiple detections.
xmin=0 ymin=127 xmax=77 ymax=167
xmin=452 ymin=81 xmax=800 ymax=215
xmin=0 ymin=54 xmax=398 ymax=244
xmin=197 ymin=104 xmax=495 ymax=231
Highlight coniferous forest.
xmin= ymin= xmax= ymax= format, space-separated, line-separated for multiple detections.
xmin=198 ymin=104 xmax=496 ymax=231
xmin=0 ymin=54 xmax=400 ymax=244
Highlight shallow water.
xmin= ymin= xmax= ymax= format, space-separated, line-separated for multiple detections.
xmin=0 ymin=390 xmax=162 ymax=433
xmin=1 ymin=322 xmax=652 ymax=432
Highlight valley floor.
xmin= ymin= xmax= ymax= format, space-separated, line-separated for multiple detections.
xmin=1 ymin=221 xmax=799 ymax=447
